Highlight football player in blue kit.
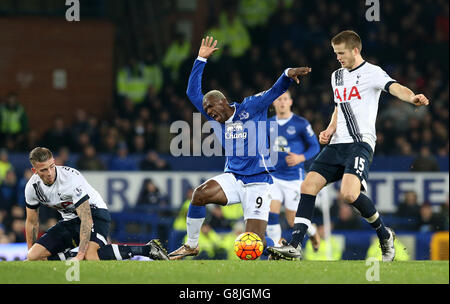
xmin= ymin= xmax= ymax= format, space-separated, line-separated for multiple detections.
xmin=169 ymin=36 xmax=312 ymax=259
xmin=266 ymin=90 xmax=321 ymax=249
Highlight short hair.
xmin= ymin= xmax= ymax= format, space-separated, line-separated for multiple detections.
xmin=29 ymin=147 xmax=53 ymax=165
xmin=331 ymin=30 xmax=362 ymax=52
xmin=203 ymin=90 xmax=226 ymax=103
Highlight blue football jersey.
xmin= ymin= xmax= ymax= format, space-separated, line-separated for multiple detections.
xmin=269 ymin=114 xmax=320 ymax=181
xmin=186 ymin=57 xmax=293 ymax=181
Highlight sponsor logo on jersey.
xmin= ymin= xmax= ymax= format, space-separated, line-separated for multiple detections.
xmin=225 ymin=122 xmax=247 ymax=140
xmin=334 ymin=86 xmax=361 ymax=102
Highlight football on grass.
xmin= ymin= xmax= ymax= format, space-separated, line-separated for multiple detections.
xmin=234 ymin=232 xmax=263 ymax=260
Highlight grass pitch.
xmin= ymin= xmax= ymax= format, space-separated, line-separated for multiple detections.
xmin=0 ymin=260 xmax=448 ymax=284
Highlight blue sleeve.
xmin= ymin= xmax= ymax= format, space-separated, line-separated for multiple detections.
xmin=242 ymin=70 xmax=293 ymax=114
xmin=186 ymin=58 xmax=212 ymax=120
xmin=300 ymin=121 xmax=320 ymax=161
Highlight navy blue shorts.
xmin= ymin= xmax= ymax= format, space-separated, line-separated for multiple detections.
xmin=36 ymin=208 xmax=111 ymax=255
xmin=309 ymin=142 xmax=373 ymax=190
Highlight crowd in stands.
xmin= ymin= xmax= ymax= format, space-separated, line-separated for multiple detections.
xmin=0 ymin=0 xmax=448 ymax=247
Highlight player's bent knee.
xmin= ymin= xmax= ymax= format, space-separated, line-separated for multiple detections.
xmin=301 ymin=180 xmax=320 ymax=195
xmin=191 ymin=187 xmax=208 ymax=206
xmin=341 ymin=191 xmax=359 ymax=204
xmin=27 ymin=244 xmax=50 ymax=261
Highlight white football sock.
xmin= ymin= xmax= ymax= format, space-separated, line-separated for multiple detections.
xmin=186 ymin=217 xmax=205 ymax=248
xmin=266 ymin=224 xmax=282 ymax=247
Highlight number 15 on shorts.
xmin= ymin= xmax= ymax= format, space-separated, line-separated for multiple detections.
xmin=354 ymin=157 xmax=365 ymax=176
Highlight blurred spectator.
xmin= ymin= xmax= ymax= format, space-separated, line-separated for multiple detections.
xmin=131 ymin=134 xmax=147 ymax=154
xmin=221 ymin=203 xmax=244 ymax=224
xmin=154 ymin=157 xmax=171 ymax=171
xmin=333 ymin=200 xmax=362 ymax=230
xmin=395 ymin=190 xmax=421 ymax=230
xmin=0 ymin=225 xmax=10 ymax=244
xmin=184 ymin=223 xmax=224 ymax=260
xmin=439 ymin=197 xmax=449 ymax=231
xmin=17 ymin=168 xmax=33 ymax=207
xmin=172 ymin=188 xmax=194 ymax=232
xmin=72 ymin=132 xmax=91 ymax=154
xmin=135 ymin=178 xmax=168 ymax=211
xmin=76 ymin=145 xmax=106 ymax=171
xmin=162 ymin=32 xmax=191 ymax=81
xmin=0 ymin=169 xmax=18 ymax=212
xmin=0 ymin=148 xmax=13 ymax=184
xmin=116 ymin=58 xmax=150 ymax=105
xmin=303 ymin=224 xmax=343 ymax=261
xmin=54 ymin=146 xmax=71 ymax=166
xmin=0 ymin=92 xmax=29 ymax=150
xmin=70 ymin=109 xmax=90 ymax=146
xmin=366 ymin=236 xmax=410 ymax=261
xmin=410 ymin=146 xmax=440 ymax=171
xmin=41 ymin=116 xmax=70 ymax=151
xmin=143 ymin=50 xmax=163 ymax=97
xmin=140 ymin=150 xmax=159 ymax=170
xmin=140 ymin=150 xmax=171 ymax=171
xmin=108 ymin=142 xmax=137 ymax=171
xmin=206 ymin=205 xmax=232 ymax=230
xmin=99 ymin=127 xmax=119 ymax=154
xmin=0 ymin=209 xmax=7 ymax=232
xmin=7 ymin=205 xmax=26 ymax=243
xmin=418 ymin=202 xmax=447 ymax=232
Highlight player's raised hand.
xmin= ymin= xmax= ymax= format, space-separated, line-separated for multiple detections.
xmin=411 ymin=94 xmax=429 ymax=106
xmin=198 ymin=36 xmax=219 ymax=59
xmin=287 ymin=67 xmax=312 ymax=84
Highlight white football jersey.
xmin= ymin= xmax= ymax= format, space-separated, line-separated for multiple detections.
xmin=25 ymin=166 xmax=108 ymax=221
xmin=330 ymin=61 xmax=396 ymax=151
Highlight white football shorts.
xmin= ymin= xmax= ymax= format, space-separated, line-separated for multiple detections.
xmin=269 ymin=176 xmax=302 ymax=211
xmin=208 ymin=173 xmax=271 ymax=221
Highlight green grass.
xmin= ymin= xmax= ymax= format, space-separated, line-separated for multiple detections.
xmin=0 ymin=260 xmax=448 ymax=284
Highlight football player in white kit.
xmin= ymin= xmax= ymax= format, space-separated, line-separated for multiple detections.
xmin=25 ymin=147 xmax=169 ymax=261
xmin=269 ymin=30 xmax=429 ymax=261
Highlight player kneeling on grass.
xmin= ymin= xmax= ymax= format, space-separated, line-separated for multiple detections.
xmin=25 ymin=147 xmax=169 ymax=261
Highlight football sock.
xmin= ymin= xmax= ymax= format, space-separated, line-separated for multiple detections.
xmin=263 ymin=237 xmax=275 ymax=256
xmin=97 ymin=244 xmax=150 ymax=260
xmin=351 ymin=193 xmax=390 ymax=240
xmin=290 ymin=194 xmax=316 ymax=248
xmin=266 ymin=212 xmax=282 ymax=246
xmin=186 ymin=204 xmax=206 ymax=248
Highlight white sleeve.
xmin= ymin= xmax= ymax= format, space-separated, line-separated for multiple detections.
xmin=373 ymin=67 xmax=396 ymax=92
xmin=25 ymin=182 xmax=41 ymax=209
xmin=67 ymin=173 xmax=91 ymax=208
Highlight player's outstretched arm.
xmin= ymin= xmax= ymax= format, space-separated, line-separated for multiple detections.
xmin=186 ymin=36 xmax=220 ymax=116
xmin=388 ymin=83 xmax=429 ymax=106
xmin=25 ymin=207 xmax=40 ymax=250
xmin=287 ymin=67 xmax=312 ymax=84
xmin=74 ymin=201 xmax=94 ymax=261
